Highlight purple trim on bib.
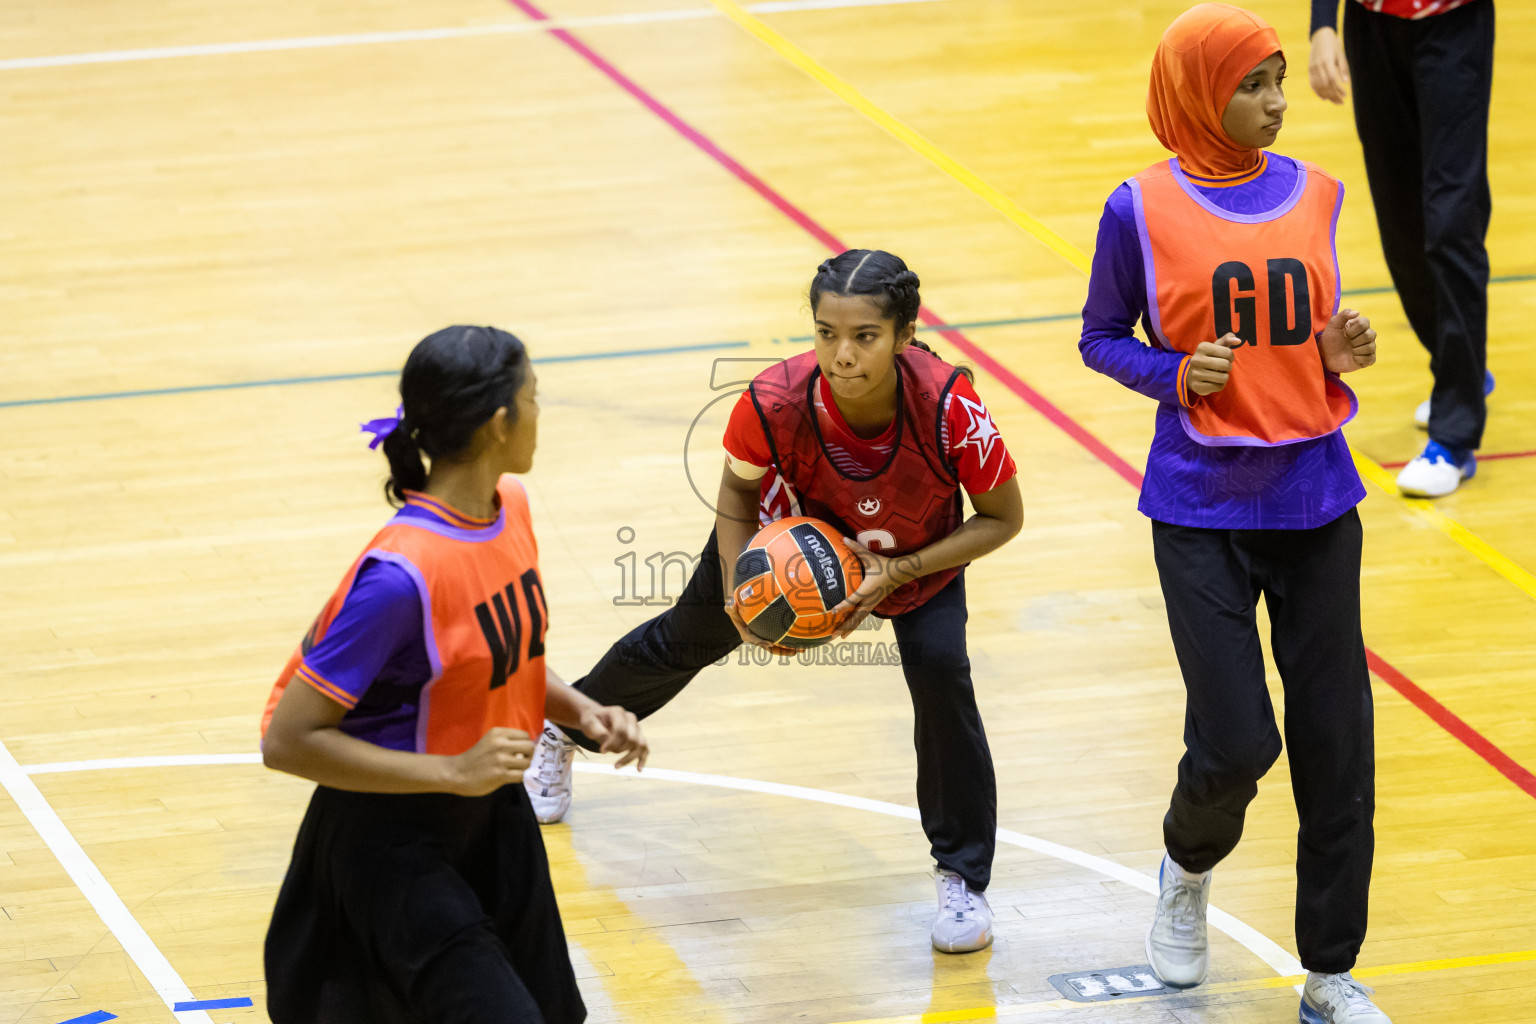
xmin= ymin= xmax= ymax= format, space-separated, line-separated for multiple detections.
xmin=1174 ymin=377 xmax=1358 ymax=448
xmin=1127 ymin=177 xmax=1171 ymax=350
xmin=391 ymin=505 xmax=507 ymax=543
xmin=1328 ymin=183 xmax=1346 ymax=316
xmin=360 ymin=550 xmax=442 ymax=684
xmin=359 ymin=549 xmax=442 ymax=755
xmin=1333 ymin=376 xmax=1360 ymax=430
xmin=1170 ymin=158 xmax=1307 ymax=224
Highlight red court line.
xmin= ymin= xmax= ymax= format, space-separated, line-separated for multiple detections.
xmin=504 ymin=0 xmax=1145 ymax=491
xmin=503 ymin=0 xmax=1536 ymax=799
xmin=1367 ymin=652 xmax=1536 ymax=799
xmin=1379 ymin=448 xmax=1536 ymax=471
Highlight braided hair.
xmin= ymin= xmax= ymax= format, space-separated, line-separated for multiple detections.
xmin=381 ymin=325 xmax=529 ymax=505
xmin=808 ymin=249 xmax=921 ymax=329
xmin=807 ymin=250 xmax=970 ymax=378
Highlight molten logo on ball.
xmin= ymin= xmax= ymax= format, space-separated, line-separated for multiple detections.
xmin=733 ymin=517 xmax=865 ymax=649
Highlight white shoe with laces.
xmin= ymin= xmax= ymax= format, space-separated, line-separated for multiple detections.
xmin=1299 ymin=971 xmax=1392 ymax=1023
xmin=524 ymin=722 xmax=577 ymax=824
xmin=1145 ymin=855 xmax=1210 ymax=988
xmin=930 ymin=869 xmax=993 ymax=953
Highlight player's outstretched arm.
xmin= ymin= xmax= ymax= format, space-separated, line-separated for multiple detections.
xmin=544 ymin=665 xmax=648 ymax=770
xmin=263 ymin=679 xmax=533 ymax=796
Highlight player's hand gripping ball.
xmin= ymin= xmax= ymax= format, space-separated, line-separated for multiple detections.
xmin=732 ymin=517 xmax=865 ymax=649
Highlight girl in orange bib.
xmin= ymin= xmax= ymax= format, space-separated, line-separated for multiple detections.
xmin=1079 ymin=7 xmax=1391 ymax=1022
xmin=260 ymin=326 xmax=647 ymax=1024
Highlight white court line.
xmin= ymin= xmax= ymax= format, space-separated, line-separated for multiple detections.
xmin=22 ymin=753 xmax=264 ymax=775
xmin=0 ymin=740 xmax=216 ymax=1024
xmin=573 ymin=763 xmax=1305 ymax=979
xmin=18 ymin=751 xmax=1305 ymax=981
xmin=0 ymin=0 xmax=946 ymax=72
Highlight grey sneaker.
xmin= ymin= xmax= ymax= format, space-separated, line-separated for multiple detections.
xmin=930 ymin=869 xmax=993 ymax=953
xmin=1300 ymin=972 xmax=1392 ymax=1024
xmin=524 ymin=722 xmax=576 ymax=823
xmin=1145 ymin=855 xmax=1210 ymax=988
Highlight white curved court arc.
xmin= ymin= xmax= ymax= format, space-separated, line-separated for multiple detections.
xmin=7 ymin=747 xmax=1304 ymax=1011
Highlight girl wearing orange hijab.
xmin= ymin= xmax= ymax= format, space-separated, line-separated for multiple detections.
xmin=1078 ymin=6 xmax=1390 ymax=1022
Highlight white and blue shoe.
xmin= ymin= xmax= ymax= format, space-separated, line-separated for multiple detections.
xmin=1299 ymin=971 xmax=1392 ymax=1023
xmin=1396 ymin=440 xmax=1476 ymax=498
xmin=1414 ymin=369 xmax=1494 ymax=430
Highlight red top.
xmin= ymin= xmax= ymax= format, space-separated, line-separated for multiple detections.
xmin=726 ymin=348 xmax=1016 ymax=615
xmin=1357 ymin=0 xmax=1477 ymax=19
xmin=724 ymin=367 xmax=1016 ymax=497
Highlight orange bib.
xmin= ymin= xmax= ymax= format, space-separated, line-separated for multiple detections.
xmin=261 ymin=477 xmax=548 ymax=755
xmin=1130 ymin=158 xmax=1356 ymax=447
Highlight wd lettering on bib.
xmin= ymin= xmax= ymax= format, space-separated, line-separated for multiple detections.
xmin=474 ymin=570 xmax=548 ymax=690
xmin=1129 ymin=158 xmax=1357 ymax=447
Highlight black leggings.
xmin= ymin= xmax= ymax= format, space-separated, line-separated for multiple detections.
xmin=567 ymin=528 xmax=998 ymax=890
xmin=1153 ymin=508 xmax=1374 ymax=974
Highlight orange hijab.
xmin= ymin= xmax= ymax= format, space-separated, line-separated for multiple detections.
xmin=1147 ymin=4 xmax=1283 ymax=178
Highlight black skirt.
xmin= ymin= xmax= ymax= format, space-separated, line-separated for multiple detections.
xmin=265 ymin=783 xmax=586 ymax=1024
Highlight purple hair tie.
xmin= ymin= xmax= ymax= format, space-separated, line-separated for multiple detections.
xmin=361 ymin=406 xmax=405 ymax=450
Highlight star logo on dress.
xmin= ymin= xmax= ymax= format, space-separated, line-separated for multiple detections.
xmin=856 ymin=496 xmax=881 ymax=517
xmin=952 ymin=393 xmax=1001 ymax=466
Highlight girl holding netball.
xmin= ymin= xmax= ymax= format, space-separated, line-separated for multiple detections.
xmin=1080 ymin=5 xmax=1386 ymax=1021
xmin=260 ymin=325 xmax=647 ymax=1024
xmin=525 ymin=250 xmax=1023 ymax=953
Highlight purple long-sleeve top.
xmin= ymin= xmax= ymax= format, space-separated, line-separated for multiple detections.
xmin=1079 ymin=152 xmax=1366 ymax=529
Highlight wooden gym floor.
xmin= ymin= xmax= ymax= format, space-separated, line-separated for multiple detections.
xmin=1 ymin=1 xmax=1533 ymax=1022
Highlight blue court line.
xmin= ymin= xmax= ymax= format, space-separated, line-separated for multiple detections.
xmin=54 ymin=1012 xmax=116 ymax=1024
xmin=1340 ymin=272 xmax=1534 ymax=297
xmin=173 ymin=997 xmax=254 ymax=1010
xmin=0 ymin=339 xmax=750 ymax=409
xmin=4 ymin=274 xmax=1531 ymax=410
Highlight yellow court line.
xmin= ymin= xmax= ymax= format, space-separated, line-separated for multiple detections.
xmin=706 ymin=0 xmax=1536 ymax=604
xmin=700 ymin=0 xmax=1089 ymax=275
xmin=1352 ymin=452 xmax=1536 ymax=601
xmin=543 ymin=826 xmax=734 ymax=1024
xmin=818 ymin=949 xmax=1536 ymax=1024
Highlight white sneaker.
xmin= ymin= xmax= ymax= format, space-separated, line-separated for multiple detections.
xmin=1395 ymin=440 xmax=1476 ymax=498
xmin=1145 ymin=855 xmax=1210 ymax=988
xmin=524 ymin=722 xmax=576 ymax=824
xmin=1300 ymin=972 xmax=1392 ymax=1023
xmin=930 ymin=869 xmax=993 ymax=953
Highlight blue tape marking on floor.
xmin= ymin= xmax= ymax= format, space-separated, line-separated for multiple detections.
xmin=4 ymin=272 xmax=1531 ymax=409
xmin=0 ymin=340 xmax=751 ymax=409
xmin=54 ymin=1012 xmax=118 ymax=1024
xmin=172 ymin=997 xmax=254 ymax=1010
